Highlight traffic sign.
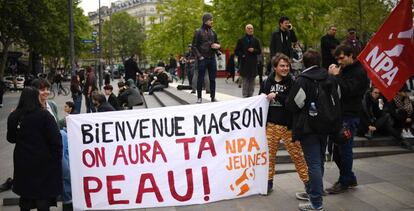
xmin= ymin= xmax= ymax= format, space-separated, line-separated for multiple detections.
xmin=81 ymin=39 xmax=96 ymax=43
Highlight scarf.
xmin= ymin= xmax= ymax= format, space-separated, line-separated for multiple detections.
xmin=393 ymin=94 xmax=413 ymax=116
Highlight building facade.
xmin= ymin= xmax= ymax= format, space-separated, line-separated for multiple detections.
xmin=88 ymin=0 xmax=162 ymax=30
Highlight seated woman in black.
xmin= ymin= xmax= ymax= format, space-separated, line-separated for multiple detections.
xmin=359 ymin=87 xmax=400 ymax=140
xmin=387 ymin=85 xmax=413 ymax=149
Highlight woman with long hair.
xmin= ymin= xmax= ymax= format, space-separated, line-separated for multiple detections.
xmin=7 ymin=87 xmax=62 ymax=211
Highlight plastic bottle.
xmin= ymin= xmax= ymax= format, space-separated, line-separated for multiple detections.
xmin=378 ymin=98 xmax=384 ymax=110
xmin=309 ymin=102 xmax=318 ymax=116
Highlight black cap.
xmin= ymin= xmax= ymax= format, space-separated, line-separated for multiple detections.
xmin=202 ymin=13 xmax=213 ymax=24
xmin=348 ymin=28 xmax=356 ymax=33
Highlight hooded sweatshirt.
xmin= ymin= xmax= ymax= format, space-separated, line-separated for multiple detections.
xmin=259 ymin=71 xmax=294 ymax=127
xmin=286 ymin=66 xmax=331 ymax=139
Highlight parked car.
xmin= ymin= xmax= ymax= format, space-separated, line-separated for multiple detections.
xmin=15 ymin=76 xmax=25 ymax=89
xmin=4 ymin=75 xmax=15 ymax=90
xmin=3 ymin=75 xmax=25 ymax=90
xmin=106 ymin=65 xmax=121 ymax=79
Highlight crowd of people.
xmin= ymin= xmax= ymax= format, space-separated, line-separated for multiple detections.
xmin=1 ymin=11 xmax=414 ymax=211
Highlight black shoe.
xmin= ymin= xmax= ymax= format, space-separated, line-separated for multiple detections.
xmin=206 ymin=91 xmax=210 ymax=94
xmin=211 ymin=98 xmax=217 ymax=102
xmin=326 ymin=182 xmax=348 ymax=194
xmin=190 ymin=90 xmax=196 ymax=94
xmin=348 ymin=181 xmax=358 ymax=188
xmin=265 ymin=180 xmax=273 ymax=195
xmin=63 ymin=203 xmax=73 ymax=211
xmin=0 ymin=178 xmax=13 ymax=192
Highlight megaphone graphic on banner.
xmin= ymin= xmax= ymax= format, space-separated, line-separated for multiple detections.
xmin=230 ymin=168 xmax=256 ymax=196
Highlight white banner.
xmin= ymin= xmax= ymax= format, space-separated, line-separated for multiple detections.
xmin=67 ymin=95 xmax=269 ymax=210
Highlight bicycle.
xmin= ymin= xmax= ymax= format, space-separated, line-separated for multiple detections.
xmin=48 ymin=83 xmax=70 ymax=99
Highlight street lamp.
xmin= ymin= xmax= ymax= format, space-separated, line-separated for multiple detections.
xmin=98 ymin=0 xmax=103 ymax=88
xmin=68 ymin=0 xmax=76 ymax=76
xmin=109 ymin=3 xmax=114 ymax=80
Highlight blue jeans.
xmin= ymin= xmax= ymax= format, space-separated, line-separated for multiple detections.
xmin=73 ymin=94 xmax=82 ymax=114
xmin=169 ymin=68 xmax=178 ymax=81
xmin=301 ymin=134 xmax=327 ymax=208
xmin=197 ymin=58 xmax=217 ymax=99
xmin=60 ymin=130 xmax=72 ymax=203
xmin=333 ymin=117 xmax=359 ymax=186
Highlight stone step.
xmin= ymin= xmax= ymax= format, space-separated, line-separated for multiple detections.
xmin=163 ymin=86 xmax=211 ymax=104
xmin=153 ymin=91 xmax=182 ymax=107
xmin=275 ymin=137 xmax=400 ymax=150
xmin=276 ymin=146 xmax=413 ymax=164
xmin=143 ymin=93 xmax=163 ymax=108
xmin=275 ymin=163 xmax=299 ymax=175
xmin=353 ymin=136 xmax=400 ymax=147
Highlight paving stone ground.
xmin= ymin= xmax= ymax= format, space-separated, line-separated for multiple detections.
xmin=1 ymin=78 xmax=414 ymax=210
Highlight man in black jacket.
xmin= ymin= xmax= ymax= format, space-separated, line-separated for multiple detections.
xmin=320 ymin=25 xmax=339 ymax=69
xmin=92 ymin=92 xmax=115 ymax=112
xmin=124 ymin=55 xmax=142 ymax=85
xmin=235 ymin=24 xmax=262 ymax=97
xmin=270 ymin=16 xmax=297 ymax=59
xmin=287 ymin=50 xmax=333 ymax=211
xmin=103 ymin=85 xmax=122 ymax=110
xmin=326 ymin=44 xmax=369 ymax=194
xmin=192 ymin=13 xmax=220 ymax=103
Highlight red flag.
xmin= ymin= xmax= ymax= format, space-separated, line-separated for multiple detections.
xmin=357 ymin=0 xmax=414 ymax=101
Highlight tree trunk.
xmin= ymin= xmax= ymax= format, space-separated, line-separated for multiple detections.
xmin=0 ymin=40 xmax=11 ymax=81
xmin=28 ymin=49 xmax=33 ymax=74
xmin=358 ymin=0 xmax=364 ymax=43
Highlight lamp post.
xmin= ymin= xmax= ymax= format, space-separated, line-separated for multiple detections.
xmin=98 ymin=0 xmax=103 ymax=88
xmin=109 ymin=3 xmax=114 ymax=80
xmin=68 ymin=0 xmax=76 ymax=76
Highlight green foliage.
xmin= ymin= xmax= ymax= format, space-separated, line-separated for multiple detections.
xmin=212 ymin=0 xmax=334 ymax=50
xmin=327 ymin=0 xmax=392 ymax=44
xmin=0 ymin=0 xmax=92 ymax=74
xmin=0 ymin=0 xmax=29 ymax=79
xmin=102 ymin=12 xmax=145 ymax=62
xmin=212 ymin=0 xmax=278 ymax=49
xmin=144 ymin=0 xmax=204 ymax=63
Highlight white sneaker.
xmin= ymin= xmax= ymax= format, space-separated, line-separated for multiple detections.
xmin=402 ymin=129 xmax=409 ymax=138
xmin=299 ymin=202 xmax=323 ymax=211
xmin=406 ymin=130 xmax=414 ymax=138
xmin=295 ymin=192 xmax=309 ymax=201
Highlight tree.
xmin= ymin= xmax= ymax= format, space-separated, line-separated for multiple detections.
xmin=211 ymin=0 xmax=283 ymax=50
xmin=21 ymin=0 xmax=92 ymax=72
xmin=102 ymin=12 xmax=145 ymax=62
xmin=144 ymin=0 xmax=204 ymax=63
xmin=0 ymin=0 xmax=92 ymax=77
xmin=0 ymin=0 xmax=29 ymax=80
xmin=328 ymin=0 xmax=392 ymax=44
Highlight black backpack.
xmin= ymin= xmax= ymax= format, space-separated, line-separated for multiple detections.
xmin=303 ymin=75 xmax=342 ymax=135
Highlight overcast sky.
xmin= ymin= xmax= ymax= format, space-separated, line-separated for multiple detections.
xmin=79 ymin=0 xmax=116 ymax=15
